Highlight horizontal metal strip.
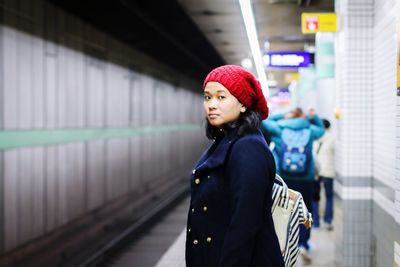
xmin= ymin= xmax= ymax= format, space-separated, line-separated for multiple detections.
xmin=334 ymin=181 xmax=372 ymax=200
xmin=373 ymin=178 xmax=395 ymax=202
xmin=0 ymin=124 xmax=201 ymax=150
xmin=335 ymin=175 xmax=395 ymax=201
xmin=335 ymin=180 xmax=397 ymax=221
xmin=336 ymin=173 xmax=372 ymax=187
xmin=373 ymin=189 xmax=395 ymax=220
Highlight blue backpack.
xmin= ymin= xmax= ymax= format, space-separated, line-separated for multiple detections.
xmin=279 ymin=128 xmax=312 ymax=176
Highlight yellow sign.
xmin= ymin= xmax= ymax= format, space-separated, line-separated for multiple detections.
xmin=301 ymin=13 xmax=337 ymax=34
xmin=284 ymin=73 xmax=299 ymax=84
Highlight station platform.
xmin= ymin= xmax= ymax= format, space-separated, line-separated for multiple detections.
xmin=154 ymin=222 xmax=336 ymax=267
xmin=109 ymin=195 xmax=339 ymax=267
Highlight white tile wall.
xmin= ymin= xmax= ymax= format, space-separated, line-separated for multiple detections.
xmin=335 ymin=0 xmax=376 ymax=266
xmin=336 ymin=0 xmax=400 ymax=266
xmin=395 ymin=0 xmax=400 ymax=226
xmin=374 ymin=0 xmax=397 ymax=193
xmin=335 ymin=0 xmax=374 ymax=179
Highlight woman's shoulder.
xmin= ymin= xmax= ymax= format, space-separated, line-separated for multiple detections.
xmin=232 ymin=130 xmax=270 ymax=154
xmin=228 ymin=130 xmax=276 ymax=172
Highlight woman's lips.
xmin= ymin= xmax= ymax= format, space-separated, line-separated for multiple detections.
xmin=208 ymin=114 xmax=219 ymax=119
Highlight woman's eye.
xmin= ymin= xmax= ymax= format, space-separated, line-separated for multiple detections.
xmin=218 ymin=96 xmax=225 ymax=100
xmin=204 ymin=95 xmax=211 ymax=101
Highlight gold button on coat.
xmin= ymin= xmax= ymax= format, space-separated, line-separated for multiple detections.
xmin=203 ymin=206 xmax=208 ymax=212
xmin=193 ymin=239 xmax=198 ymax=245
xmin=206 ymin=237 xmax=212 ymax=242
xmin=194 ymin=178 xmax=200 ymax=184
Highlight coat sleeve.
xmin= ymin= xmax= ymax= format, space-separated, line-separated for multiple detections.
xmin=269 ymin=113 xmax=285 ymax=121
xmin=308 ymin=114 xmax=325 ymax=140
xmin=261 ymin=119 xmax=282 ymax=137
xmin=261 ymin=113 xmax=285 ymax=137
xmin=218 ymin=138 xmax=274 ymax=267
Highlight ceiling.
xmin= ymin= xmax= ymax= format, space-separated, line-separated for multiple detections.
xmin=50 ymin=0 xmax=334 ymax=87
xmin=177 ymin=0 xmax=334 ymax=86
xmin=49 ymin=0 xmax=226 ymax=82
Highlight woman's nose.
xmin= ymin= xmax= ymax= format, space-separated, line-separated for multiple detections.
xmin=207 ymin=99 xmax=217 ymax=110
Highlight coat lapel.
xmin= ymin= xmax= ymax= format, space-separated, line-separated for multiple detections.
xmin=195 ymin=133 xmax=239 ymax=172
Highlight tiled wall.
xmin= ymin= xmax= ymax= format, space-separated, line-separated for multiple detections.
xmin=335 ymin=0 xmax=400 ymax=266
xmin=373 ymin=0 xmax=400 ymax=266
xmin=334 ymin=0 xmax=374 ymax=266
xmin=335 ymin=0 xmax=374 ymax=178
xmin=395 ymin=0 xmax=400 ymax=265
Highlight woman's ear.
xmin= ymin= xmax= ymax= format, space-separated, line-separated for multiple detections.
xmin=241 ymin=105 xmax=246 ymax=113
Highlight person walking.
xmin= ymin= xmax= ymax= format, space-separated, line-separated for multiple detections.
xmin=185 ymin=65 xmax=285 ymax=267
xmin=312 ymin=119 xmax=335 ymax=230
xmin=261 ymin=107 xmax=325 ymax=263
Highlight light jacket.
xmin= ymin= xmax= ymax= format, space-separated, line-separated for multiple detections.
xmin=314 ymin=129 xmax=335 ymax=178
xmin=185 ymin=129 xmax=285 ymax=267
xmin=262 ymin=113 xmax=325 ymax=181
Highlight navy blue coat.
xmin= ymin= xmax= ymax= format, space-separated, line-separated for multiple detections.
xmin=185 ymin=130 xmax=285 ymax=267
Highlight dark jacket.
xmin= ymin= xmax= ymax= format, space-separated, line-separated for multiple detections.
xmin=185 ymin=129 xmax=285 ymax=267
xmin=262 ymin=113 xmax=325 ymax=181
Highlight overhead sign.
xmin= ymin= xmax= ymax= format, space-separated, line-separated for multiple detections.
xmin=263 ymin=52 xmax=311 ymax=68
xmin=301 ymin=13 xmax=337 ymax=34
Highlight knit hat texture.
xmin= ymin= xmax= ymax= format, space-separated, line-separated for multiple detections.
xmin=203 ymin=65 xmax=269 ymax=120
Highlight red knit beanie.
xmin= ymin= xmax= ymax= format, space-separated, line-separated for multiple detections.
xmin=203 ymin=65 xmax=269 ymax=120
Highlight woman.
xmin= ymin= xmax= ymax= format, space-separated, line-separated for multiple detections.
xmin=185 ymin=65 xmax=284 ymax=267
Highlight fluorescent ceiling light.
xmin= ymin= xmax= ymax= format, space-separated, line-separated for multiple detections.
xmin=264 ymin=41 xmax=270 ymax=51
xmin=241 ymin=58 xmax=253 ymax=69
xmin=239 ymin=0 xmax=269 ymax=97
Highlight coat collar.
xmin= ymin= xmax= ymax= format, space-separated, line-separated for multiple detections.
xmin=194 ymin=131 xmax=239 ymax=172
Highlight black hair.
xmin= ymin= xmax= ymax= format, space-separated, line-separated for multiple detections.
xmin=322 ymin=118 xmax=331 ymax=129
xmin=205 ymin=110 xmax=262 ymax=140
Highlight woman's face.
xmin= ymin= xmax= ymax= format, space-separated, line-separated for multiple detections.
xmin=203 ymin=82 xmax=244 ymax=127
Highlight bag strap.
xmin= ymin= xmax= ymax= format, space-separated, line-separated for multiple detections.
xmin=272 ymin=175 xmax=290 ymax=212
xmin=275 ymin=174 xmax=288 ymax=191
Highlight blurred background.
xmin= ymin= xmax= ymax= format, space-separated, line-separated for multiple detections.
xmin=0 ymin=0 xmax=399 ymax=267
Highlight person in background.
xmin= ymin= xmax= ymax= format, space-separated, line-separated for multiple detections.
xmin=312 ymin=119 xmax=335 ymax=231
xmin=261 ymin=107 xmax=325 ymax=264
xmin=185 ymin=65 xmax=285 ymax=267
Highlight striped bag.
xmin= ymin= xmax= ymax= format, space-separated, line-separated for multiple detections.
xmin=272 ymin=175 xmax=312 ymax=267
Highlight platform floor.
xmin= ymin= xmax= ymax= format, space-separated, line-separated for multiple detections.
xmin=155 ymin=197 xmax=338 ymax=267
xmin=154 ymin=225 xmax=335 ymax=267
xmin=112 ymin=195 xmax=338 ymax=267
